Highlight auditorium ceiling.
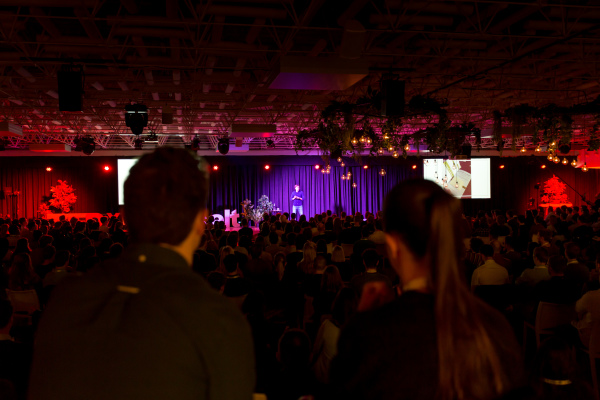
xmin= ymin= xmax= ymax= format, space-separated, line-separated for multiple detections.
xmin=1 ymin=0 xmax=600 ymax=153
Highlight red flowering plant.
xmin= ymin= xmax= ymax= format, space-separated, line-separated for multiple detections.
xmin=541 ymin=175 xmax=569 ymax=204
xmin=48 ymin=180 xmax=77 ymax=213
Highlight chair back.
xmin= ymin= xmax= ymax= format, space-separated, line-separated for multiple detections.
xmin=5 ymin=289 xmax=40 ymax=314
xmin=535 ymin=301 xmax=576 ymax=333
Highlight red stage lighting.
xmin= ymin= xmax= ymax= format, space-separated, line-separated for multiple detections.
xmin=363 ymin=165 xmax=368 ymax=169
xmin=499 ymin=165 xmax=505 ymax=169
xmin=412 ymin=165 xmax=417 ymax=170
xmin=213 ymin=165 xmax=219 ymax=171
xmin=264 ymin=165 xmax=270 ymax=170
xmin=314 ymin=164 xmax=320 ymax=170
xmin=46 ymin=167 xmax=52 ymax=172
xmin=541 ymin=164 xmax=547 ymax=169
xmin=103 ymin=165 xmax=110 ymax=172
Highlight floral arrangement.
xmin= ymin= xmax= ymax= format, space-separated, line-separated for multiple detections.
xmin=38 ymin=203 xmax=50 ymax=219
xmin=244 ymin=195 xmax=274 ymax=224
xmin=47 ymin=180 xmax=77 ymax=213
xmin=541 ymin=175 xmax=569 ymax=204
xmin=240 ymin=199 xmax=252 ymax=217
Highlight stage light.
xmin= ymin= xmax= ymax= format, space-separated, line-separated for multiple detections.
xmin=388 ymin=146 xmax=394 ymax=151
xmin=363 ymin=165 xmax=368 ymax=169
xmin=583 ymin=163 xmax=589 ymax=172
xmin=412 ymin=165 xmax=417 ymax=169
xmin=359 ymin=136 xmax=366 ymax=143
xmin=553 ymin=156 xmax=560 ymax=163
xmin=337 ymin=157 xmax=342 ymax=162
xmin=217 ymin=138 xmax=229 ymax=155
xmin=547 ymin=154 xmax=553 ymax=161
xmin=366 ymin=137 xmax=372 ymax=145
xmin=315 ymin=164 xmax=320 ymax=170
xmin=541 ymin=165 xmax=547 ymax=169
xmin=499 ymin=165 xmax=505 ymax=169
xmin=73 ymin=136 xmax=96 ymax=155
xmin=535 ymin=146 xmax=541 ymax=152
xmin=103 ymin=165 xmax=110 ymax=171
xmin=213 ymin=165 xmax=219 ymax=171
xmin=341 ymin=175 xmax=346 ymax=180
xmin=571 ymin=159 xmax=577 ymax=167
xmin=351 ymin=138 xmax=358 ymax=145
xmin=264 ymin=165 xmax=270 ymax=170
xmin=125 ymin=103 xmax=148 ymax=135
xmin=562 ymin=158 xmax=568 ymax=165
xmin=347 ymin=172 xmax=352 ymax=178
xmin=340 ymin=161 xmax=345 ymax=167
xmin=392 ymin=151 xmax=399 ymax=158
xmin=352 ymin=182 xmax=357 ymax=188
xmin=404 ymin=144 xmax=410 ymax=151
xmin=379 ymin=168 xmax=386 ymax=176
xmin=321 ymin=168 xmax=325 ymax=174
xmin=520 ymin=146 xmax=526 ymax=153
xmin=46 ymin=167 xmax=52 ymax=172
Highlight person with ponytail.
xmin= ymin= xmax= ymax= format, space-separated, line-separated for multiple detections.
xmin=330 ymin=179 xmax=524 ymax=400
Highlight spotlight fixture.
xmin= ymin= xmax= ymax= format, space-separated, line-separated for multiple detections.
xmin=213 ymin=165 xmax=219 ymax=171
xmin=583 ymin=163 xmax=589 ymax=172
xmin=541 ymin=165 xmax=547 ymax=169
xmin=392 ymin=151 xmax=399 ymax=158
xmin=125 ymin=103 xmax=148 ymax=135
xmin=217 ymin=137 xmax=229 ymax=155
xmin=145 ymin=131 xmax=158 ymax=143
xmin=562 ymin=158 xmax=568 ymax=165
xmin=412 ymin=165 xmax=417 ymax=169
xmin=134 ymin=138 xmax=143 ymax=150
xmin=315 ymin=164 xmax=320 ymax=170
xmin=352 ymin=182 xmax=357 ymax=188
xmin=571 ymin=159 xmax=577 ymax=167
xmin=379 ymin=168 xmax=386 ymax=176
xmin=264 ymin=165 xmax=270 ymax=170
xmin=337 ymin=157 xmax=342 ymax=163
xmin=46 ymin=167 xmax=52 ymax=172
xmin=363 ymin=165 xmax=368 ymax=169
xmin=499 ymin=165 xmax=505 ymax=169
xmin=351 ymin=138 xmax=358 ymax=145
xmin=73 ymin=136 xmax=96 ymax=155
xmin=103 ymin=165 xmax=110 ymax=171
xmin=553 ymin=156 xmax=560 ymax=163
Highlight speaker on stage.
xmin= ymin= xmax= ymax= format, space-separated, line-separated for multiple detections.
xmin=58 ymin=69 xmax=83 ymax=112
xmin=381 ymin=78 xmax=405 ymax=117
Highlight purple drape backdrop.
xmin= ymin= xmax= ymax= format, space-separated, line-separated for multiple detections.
xmin=1 ymin=155 xmax=599 ymax=219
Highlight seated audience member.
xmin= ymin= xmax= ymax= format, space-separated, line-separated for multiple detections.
xmin=42 ymin=250 xmax=71 ymax=289
xmin=0 ymin=299 xmax=32 ymax=399
xmin=312 ymin=287 xmax=358 ymax=384
xmin=330 ymin=245 xmax=352 ymax=282
xmin=534 ymin=255 xmax=580 ymax=304
xmin=8 ymin=254 xmax=40 ymax=291
xmin=265 ymin=232 xmax=282 ymax=256
xmin=206 ymin=272 xmax=226 ymax=294
xmin=302 ymin=255 xmax=328 ymax=298
xmin=331 ymin=180 xmax=523 ymax=400
xmin=107 ymin=242 xmax=124 ymax=259
xmin=573 ymin=274 xmax=600 ymax=347
xmin=312 ymin=265 xmax=343 ymax=323
xmin=470 ymin=244 xmax=509 ymax=289
xmin=464 ymin=237 xmax=485 ymax=272
xmin=34 ymin=245 xmax=56 ymax=280
xmin=268 ymin=329 xmax=318 ymax=400
xmin=563 ymin=242 xmax=589 ymax=291
xmin=28 ymin=147 xmax=255 ymax=400
xmin=350 ymin=249 xmax=392 ymax=296
xmin=223 ymin=254 xmax=252 ymax=303
xmin=516 ymin=247 xmax=550 ymax=286
xmin=538 ymin=229 xmax=559 ymax=256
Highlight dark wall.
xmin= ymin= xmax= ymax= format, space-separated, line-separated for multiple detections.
xmin=1 ymin=154 xmax=599 ymax=219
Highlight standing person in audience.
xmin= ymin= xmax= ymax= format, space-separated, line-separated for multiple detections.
xmin=330 ymin=179 xmax=524 ymax=400
xmin=29 ymin=147 xmax=255 ymax=400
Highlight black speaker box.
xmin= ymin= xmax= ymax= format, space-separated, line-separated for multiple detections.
xmin=58 ymin=70 xmax=82 ymax=112
xmin=381 ymin=79 xmax=405 ymax=117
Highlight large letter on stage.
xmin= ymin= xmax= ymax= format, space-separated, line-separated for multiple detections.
xmin=211 ymin=209 xmax=240 ymax=229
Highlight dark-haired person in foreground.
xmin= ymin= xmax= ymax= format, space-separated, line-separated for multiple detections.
xmin=29 ymin=148 xmax=255 ymax=400
xmin=330 ymin=179 xmax=524 ymax=400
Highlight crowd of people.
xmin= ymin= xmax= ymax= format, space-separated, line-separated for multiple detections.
xmin=0 ymin=148 xmax=599 ymax=399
